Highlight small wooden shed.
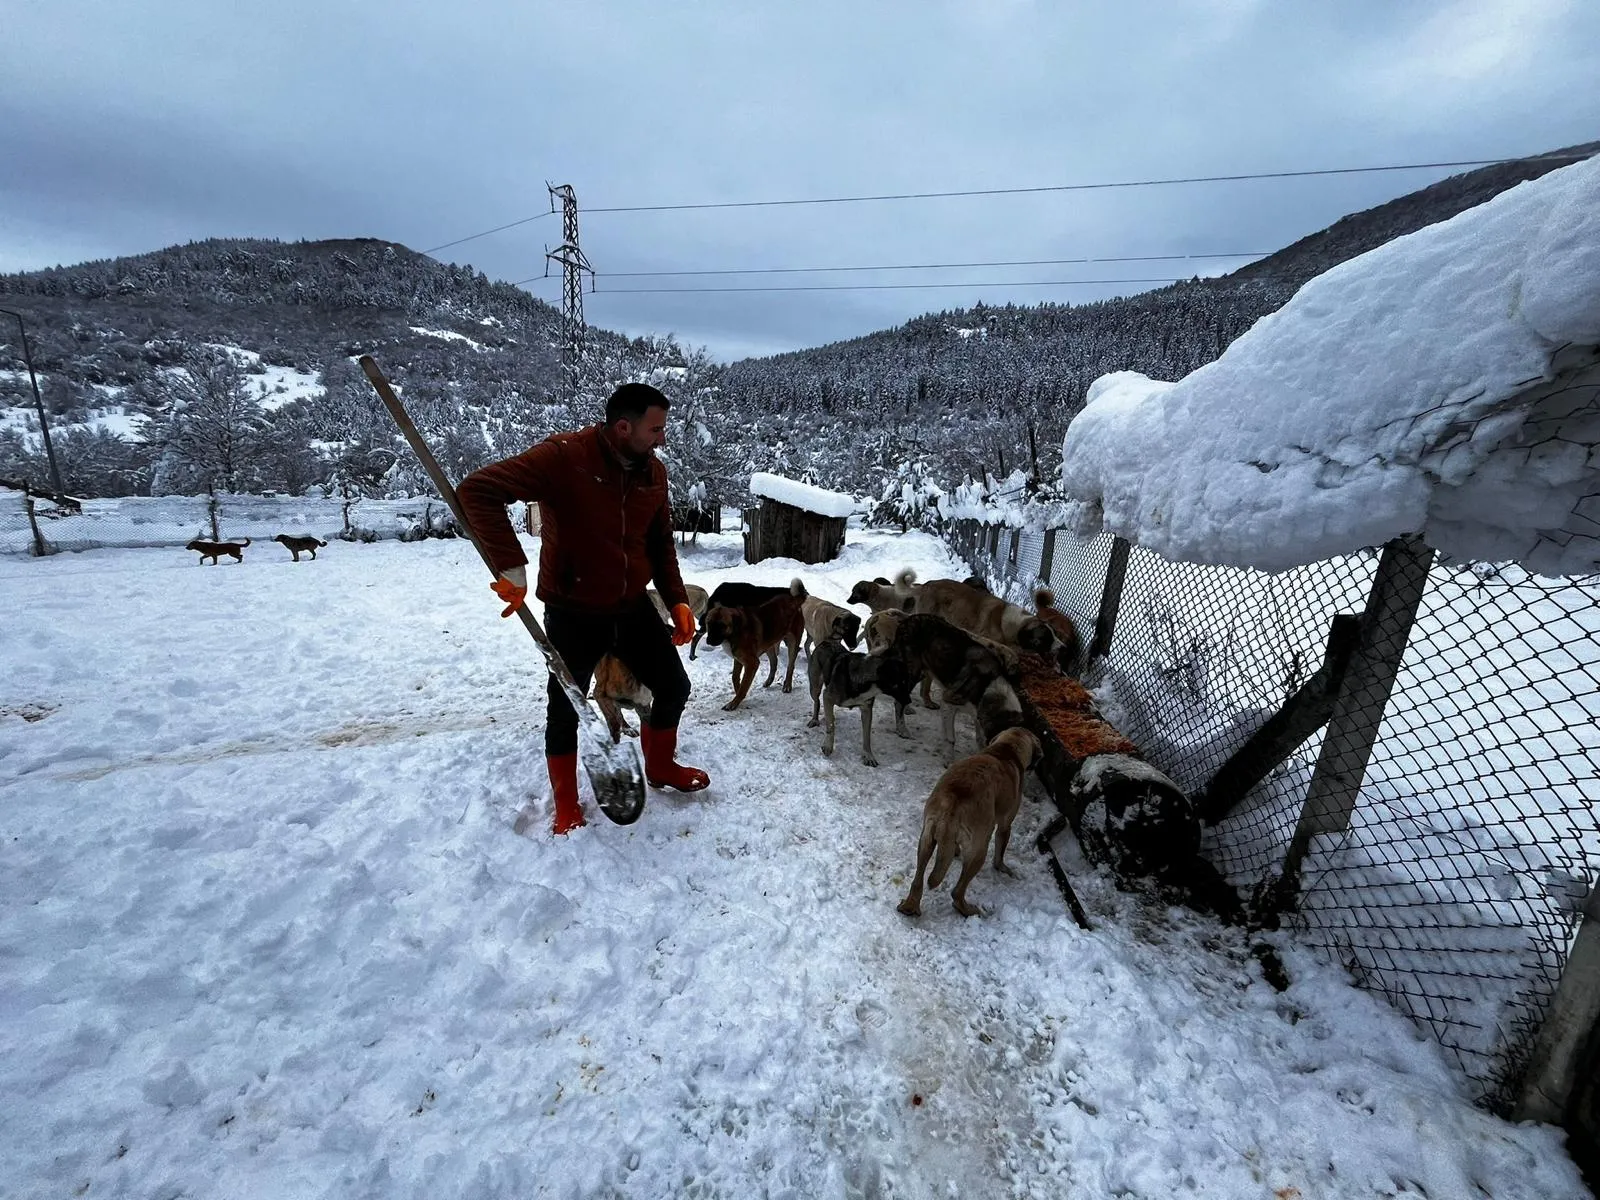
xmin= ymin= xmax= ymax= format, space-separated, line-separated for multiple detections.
xmin=742 ymin=472 xmax=857 ymax=565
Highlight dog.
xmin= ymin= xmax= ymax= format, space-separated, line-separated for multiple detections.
xmin=592 ymin=654 xmax=652 ymax=743
xmin=865 ymin=608 xmax=1020 ymax=716
xmin=806 ymin=640 xmax=914 ymax=767
xmin=801 ymin=596 xmax=862 ymax=657
xmin=648 ymin=583 xmax=710 ymax=630
xmin=692 ymin=580 xmax=795 ymax=660
xmin=1032 ymin=587 xmax=1083 ymax=674
xmin=897 ymin=727 xmax=1041 ymax=918
xmin=914 ymin=578 xmax=1062 ymax=661
xmin=847 ymin=567 xmax=919 ymax=613
xmin=272 ymin=533 xmax=328 ymax=562
xmin=185 ymin=536 xmax=250 ymax=564
xmin=701 ymin=580 xmax=808 ymax=710
xmin=879 ymin=613 xmax=1020 ymax=746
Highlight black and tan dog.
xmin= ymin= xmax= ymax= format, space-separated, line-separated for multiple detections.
xmin=897 ymin=727 xmax=1041 ymax=918
xmin=806 ymin=640 xmax=914 ymax=767
xmin=878 ymin=613 xmax=1021 ymax=746
xmin=691 ymin=580 xmax=794 ymax=660
xmin=184 ymin=536 xmax=250 ymax=564
xmin=272 ymin=533 xmax=328 ymax=562
xmin=701 ymin=580 xmax=807 ymax=710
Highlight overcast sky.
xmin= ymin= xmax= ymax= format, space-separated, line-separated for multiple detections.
xmin=3 ymin=0 xmax=1597 ymax=362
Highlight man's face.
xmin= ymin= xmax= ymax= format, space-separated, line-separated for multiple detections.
xmin=615 ymin=405 xmax=669 ymax=460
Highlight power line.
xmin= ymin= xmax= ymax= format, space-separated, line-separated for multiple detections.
xmin=582 ymin=158 xmax=1568 ymax=214
xmin=423 ymin=211 xmax=554 ymax=255
xmin=578 ymin=276 xmax=1238 ymax=294
xmin=508 ymin=250 xmax=1268 ymax=288
xmin=596 ymin=251 xmax=1270 ymax=279
xmin=430 ymin=152 xmax=1586 ymax=255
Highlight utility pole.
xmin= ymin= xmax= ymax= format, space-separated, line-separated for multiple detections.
xmin=544 ymin=184 xmax=595 ymax=407
xmin=0 ymin=307 xmax=68 ymax=499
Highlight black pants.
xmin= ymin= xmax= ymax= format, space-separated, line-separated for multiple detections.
xmin=544 ymin=596 xmax=691 ymax=756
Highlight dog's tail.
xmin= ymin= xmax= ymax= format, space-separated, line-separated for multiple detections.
xmin=316 ymin=538 xmax=328 ymax=547
xmin=895 ymin=567 xmax=917 ymax=589
xmin=239 ymin=538 xmax=252 ymax=547
xmin=1034 ymin=585 xmax=1055 ymax=610
xmin=790 ymin=577 xmax=807 ymax=598
xmin=926 ymin=818 xmax=958 ymax=890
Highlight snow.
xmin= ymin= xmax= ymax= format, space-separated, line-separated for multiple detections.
xmin=1060 ymin=153 xmax=1600 ymax=576
xmin=0 ymin=528 xmax=1585 ymax=1198
xmin=0 ymin=493 xmax=464 ymax=555
xmin=750 ymin=471 xmax=860 ymax=518
xmin=410 ymin=325 xmax=487 ymax=351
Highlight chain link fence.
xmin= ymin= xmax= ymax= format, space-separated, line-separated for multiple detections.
xmin=0 ymin=486 xmax=476 ymax=556
xmin=948 ymin=518 xmax=1600 ymax=1112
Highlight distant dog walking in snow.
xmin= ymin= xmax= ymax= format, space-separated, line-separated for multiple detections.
xmin=272 ymin=533 xmax=328 ymax=562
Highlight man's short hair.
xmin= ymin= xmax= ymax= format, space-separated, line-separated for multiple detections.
xmin=605 ymin=382 xmax=670 ymax=426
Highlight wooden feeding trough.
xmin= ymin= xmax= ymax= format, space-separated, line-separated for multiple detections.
xmin=1006 ymin=654 xmax=1244 ymax=925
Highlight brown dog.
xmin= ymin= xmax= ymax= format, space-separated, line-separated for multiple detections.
xmin=592 ymin=654 xmax=652 ymax=742
xmin=272 ymin=533 xmax=328 ymax=562
xmin=185 ymin=536 xmax=250 ymax=564
xmin=897 ymin=727 xmax=1041 ymax=918
xmin=702 ymin=580 xmax=807 ymax=710
xmin=1032 ymin=587 xmax=1083 ymax=674
xmin=915 ymin=578 xmax=1061 ymax=661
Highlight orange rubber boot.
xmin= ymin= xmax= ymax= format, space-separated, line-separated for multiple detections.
xmin=640 ymin=726 xmax=710 ymax=792
xmin=547 ymin=753 xmax=586 ymax=835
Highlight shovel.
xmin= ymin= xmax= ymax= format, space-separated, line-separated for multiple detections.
xmin=360 ymin=355 xmax=646 ymax=826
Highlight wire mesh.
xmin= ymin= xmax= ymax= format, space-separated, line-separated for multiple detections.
xmin=952 ymin=518 xmax=1600 ymax=1109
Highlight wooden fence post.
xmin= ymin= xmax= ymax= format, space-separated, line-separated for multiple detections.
xmin=1266 ymin=534 xmax=1435 ymax=905
xmin=1516 ymin=887 xmax=1600 ymax=1130
xmin=1086 ymin=536 xmax=1133 ymax=662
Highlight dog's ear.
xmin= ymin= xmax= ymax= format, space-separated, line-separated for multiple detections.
xmin=1020 ymin=621 xmax=1054 ymax=656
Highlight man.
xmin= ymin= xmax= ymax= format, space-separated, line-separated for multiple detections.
xmin=457 ymin=381 xmax=709 ymax=835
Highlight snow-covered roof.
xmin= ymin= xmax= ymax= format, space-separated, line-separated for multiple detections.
xmin=1059 ymin=152 xmax=1600 ymax=576
xmin=749 ymin=471 xmax=858 ymax=518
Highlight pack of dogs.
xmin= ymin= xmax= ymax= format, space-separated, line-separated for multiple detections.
xmin=587 ymin=564 xmax=1086 ymax=920
xmin=183 ymin=534 xmax=329 ymax=564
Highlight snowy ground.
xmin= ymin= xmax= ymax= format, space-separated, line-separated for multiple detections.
xmin=0 ymin=528 xmax=1588 ymax=1199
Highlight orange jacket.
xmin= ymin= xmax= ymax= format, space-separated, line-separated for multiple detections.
xmin=457 ymin=425 xmax=689 ymax=615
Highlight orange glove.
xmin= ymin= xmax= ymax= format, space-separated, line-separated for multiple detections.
xmin=671 ymin=602 xmax=696 ymax=646
xmin=490 ymin=566 xmax=528 ymax=618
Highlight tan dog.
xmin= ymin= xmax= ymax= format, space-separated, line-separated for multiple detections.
xmin=701 ymin=580 xmax=807 ymax=710
xmin=185 ymin=536 xmax=250 ymax=564
xmin=915 ymin=578 xmax=1061 ymax=661
xmin=592 ymin=654 xmax=652 ymax=742
xmin=272 ymin=533 xmax=327 ymax=562
xmin=847 ymin=567 xmax=919 ymax=613
xmin=801 ymin=595 xmax=862 ymax=656
xmin=1033 ymin=587 xmax=1083 ymax=674
xmin=648 ymin=583 xmax=710 ymax=627
xmin=897 ymin=727 xmax=1041 ymax=918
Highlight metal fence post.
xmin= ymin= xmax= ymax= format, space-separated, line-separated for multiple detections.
xmin=1038 ymin=528 xmax=1057 ymax=587
xmin=1086 ymin=536 xmax=1133 ymax=662
xmin=1275 ymin=534 xmax=1435 ymax=890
